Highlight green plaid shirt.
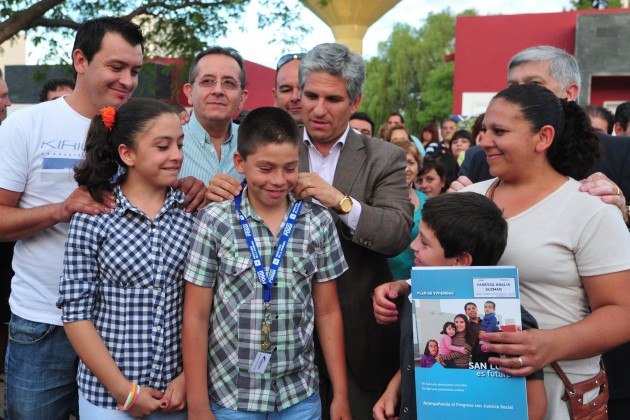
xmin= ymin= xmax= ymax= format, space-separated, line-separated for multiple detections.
xmin=184 ymin=190 xmax=347 ymax=412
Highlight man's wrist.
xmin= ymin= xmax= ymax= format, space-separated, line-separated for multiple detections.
xmin=330 ymin=191 xmax=349 ymax=213
xmin=399 ymin=280 xmax=411 ymax=296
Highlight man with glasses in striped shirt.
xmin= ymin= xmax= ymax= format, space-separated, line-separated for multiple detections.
xmin=206 ymin=52 xmax=306 ymax=201
xmin=180 ymin=47 xmax=249 ymax=185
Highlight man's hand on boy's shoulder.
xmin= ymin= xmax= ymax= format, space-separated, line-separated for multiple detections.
xmin=372 ymin=280 xmax=410 ymax=325
xmin=294 ymin=172 xmax=345 ymax=209
xmin=205 ymin=173 xmax=242 ymax=203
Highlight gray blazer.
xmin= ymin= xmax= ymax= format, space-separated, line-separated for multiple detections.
xmin=301 ymin=128 xmax=414 ymax=390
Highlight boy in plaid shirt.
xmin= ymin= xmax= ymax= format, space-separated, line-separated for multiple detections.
xmin=183 ymin=107 xmax=351 ymax=419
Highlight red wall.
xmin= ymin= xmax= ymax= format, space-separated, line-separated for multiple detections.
xmin=590 ymin=76 xmax=630 ymax=105
xmin=242 ymin=60 xmax=276 ymax=111
xmin=452 ymin=9 xmax=623 ymax=114
xmin=152 ymin=57 xmax=276 ymax=114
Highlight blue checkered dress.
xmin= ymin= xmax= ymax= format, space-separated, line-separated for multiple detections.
xmin=184 ymin=190 xmax=348 ymax=412
xmin=58 ymin=185 xmax=193 ymax=409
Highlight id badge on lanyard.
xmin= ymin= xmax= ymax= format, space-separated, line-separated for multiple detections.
xmin=234 ymin=184 xmax=303 ymax=373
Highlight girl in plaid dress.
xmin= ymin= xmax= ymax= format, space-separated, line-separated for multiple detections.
xmin=58 ymin=99 xmax=193 ymax=419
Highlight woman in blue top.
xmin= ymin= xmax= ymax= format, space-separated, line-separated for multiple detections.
xmin=388 ymin=138 xmax=427 ymax=280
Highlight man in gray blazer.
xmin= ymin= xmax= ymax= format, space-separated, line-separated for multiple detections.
xmin=292 ymin=43 xmax=413 ymax=419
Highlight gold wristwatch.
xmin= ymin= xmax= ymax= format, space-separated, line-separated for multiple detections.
xmin=336 ymin=195 xmax=353 ymax=215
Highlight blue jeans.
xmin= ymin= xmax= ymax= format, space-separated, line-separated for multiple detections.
xmin=4 ymin=313 xmax=78 ymax=420
xmin=79 ymin=393 xmax=187 ymax=419
xmin=211 ymin=391 xmax=321 ymax=419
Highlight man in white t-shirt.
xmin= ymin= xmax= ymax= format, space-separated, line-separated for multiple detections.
xmin=0 ymin=18 xmax=145 ymax=419
xmin=0 ymin=18 xmax=209 ymax=419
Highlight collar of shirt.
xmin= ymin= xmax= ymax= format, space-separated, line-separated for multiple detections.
xmin=303 ymin=124 xmax=350 ymax=185
xmin=185 ymin=112 xmax=235 ymax=146
xmin=302 ymin=124 xmax=350 ymax=156
xmin=112 ymin=184 xmax=185 ymax=218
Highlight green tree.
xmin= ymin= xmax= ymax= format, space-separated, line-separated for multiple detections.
xmin=570 ymin=0 xmax=622 ymax=9
xmin=0 ymin=0 xmax=307 ymax=63
xmin=418 ymin=62 xmax=453 ymax=127
xmin=360 ymin=8 xmax=475 ymax=134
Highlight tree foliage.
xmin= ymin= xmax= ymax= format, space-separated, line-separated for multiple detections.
xmin=570 ymin=0 xmax=621 ymax=9
xmin=0 ymin=0 xmax=307 ymax=64
xmin=359 ymin=8 xmax=476 ymax=134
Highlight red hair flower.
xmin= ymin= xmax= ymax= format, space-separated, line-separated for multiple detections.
xmin=99 ymin=107 xmax=116 ymax=131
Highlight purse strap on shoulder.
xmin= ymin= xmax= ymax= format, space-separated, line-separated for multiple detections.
xmin=551 ymin=361 xmax=576 ymax=393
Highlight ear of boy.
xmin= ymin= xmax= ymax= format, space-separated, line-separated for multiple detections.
xmin=453 ymin=252 xmax=473 ymax=267
xmin=233 ymin=151 xmax=245 ymax=174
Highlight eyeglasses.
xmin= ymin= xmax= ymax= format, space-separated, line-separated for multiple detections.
xmin=276 ymin=53 xmax=306 ymax=70
xmin=194 ymin=77 xmax=241 ymax=91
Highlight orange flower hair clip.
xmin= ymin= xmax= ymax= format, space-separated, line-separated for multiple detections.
xmin=99 ymin=107 xmax=116 ymax=131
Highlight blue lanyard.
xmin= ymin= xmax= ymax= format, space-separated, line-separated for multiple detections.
xmin=234 ymin=185 xmax=303 ymax=302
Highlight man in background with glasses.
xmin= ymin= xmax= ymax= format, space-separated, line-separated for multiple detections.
xmin=273 ymin=53 xmax=305 ymax=125
xmin=205 ymin=52 xmax=305 ymax=201
xmin=180 ymin=47 xmax=249 ymax=184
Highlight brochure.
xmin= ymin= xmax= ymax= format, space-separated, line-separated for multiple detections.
xmin=412 ymin=266 xmax=527 ymax=419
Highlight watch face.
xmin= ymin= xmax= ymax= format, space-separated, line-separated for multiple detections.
xmin=340 ymin=197 xmax=352 ymax=212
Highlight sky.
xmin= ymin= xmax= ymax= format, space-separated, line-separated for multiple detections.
xmin=212 ymin=0 xmax=574 ymax=68
xmin=23 ymin=0 xmax=574 ymax=67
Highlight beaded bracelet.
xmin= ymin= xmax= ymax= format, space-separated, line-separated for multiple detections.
xmin=118 ymin=382 xmax=138 ymax=411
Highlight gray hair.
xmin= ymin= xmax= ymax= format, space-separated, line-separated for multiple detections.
xmin=299 ymin=43 xmax=366 ymax=102
xmin=508 ymin=46 xmax=581 ymax=92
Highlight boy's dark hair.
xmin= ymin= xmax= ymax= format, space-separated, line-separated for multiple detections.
xmin=75 ymin=98 xmax=177 ymax=202
xmin=73 ymin=17 xmax=144 ymax=64
xmin=188 ymin=46 xmax=246 ymax=87
xmin=237 ymin=107 xmax=299 ymax=159
xmin=39 ymin=78 xmax=75 ymax=102
xmin=421 ymin=192 xmax=507 ymax=266
xmin=485 ymin=301 xmax=496 ymax=309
